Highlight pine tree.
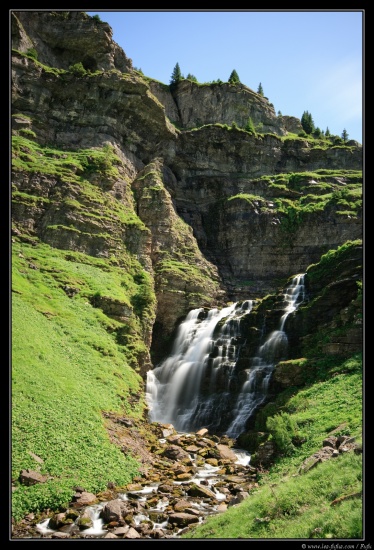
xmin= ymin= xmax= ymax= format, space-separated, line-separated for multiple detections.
xmin=313 ymin=127 xmax=322 ymax=138
xmin=257 ymin=82 xmax=264 ymax=96
xmin=228 ymin=69 xmax=240 ymax=84
xmin=301 ymin=111 xmax=315 ymax=134
xmin=341 ymin=128 xmax=349 ymax=142
xmin=170 ymin=62 xmax=183 ymax=85
xmin=325 ymin=127 xmax=330 ymax=137
xmin=245 ymin=117 xmax=256 ymax=134
xmin=186 ymin=73 xmax=198 ymax=82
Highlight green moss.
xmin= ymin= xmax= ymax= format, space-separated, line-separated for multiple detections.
xmin=306 ymin=240 xmax=362 ymax=286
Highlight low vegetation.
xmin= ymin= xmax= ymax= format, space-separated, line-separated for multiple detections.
xmin=183 ymin=244 xmax=362 ymax=539
xmin=185 ymin=451 xmax=362 ymax=539
xmin=12 ymin=236 xmax=363 ymax=539
xmin=12 ymin=244 xmax=149 ymax=521
xmin=227 ymin=170 xmax=362 ymax=239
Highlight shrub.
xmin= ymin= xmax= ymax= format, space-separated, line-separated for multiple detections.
xmin=69 ymin=62 xmax=87 ymax=77
xmin=266 ymin=412 xmax=297 ymax=454
xmin=245 ymin=117 xmax=256 ymax=134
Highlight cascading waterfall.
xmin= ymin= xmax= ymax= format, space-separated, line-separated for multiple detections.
xmin=226 ymin=274 xmax=305 ymax=437
xmin=146 ymin=274 xmax=305 ymax=438
xmin=146 ymin=301 xmax=252 ymax=433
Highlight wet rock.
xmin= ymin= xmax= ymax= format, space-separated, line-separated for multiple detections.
xmin=162 ymin=444 xmax=193 ymax=463
xmin=168 ymin=513 xmax=200 ymax=527
xmin=101 ymin=499 xmax=126 ymax=523
xmin=187 ymin=483 xmax=218 ymax=500
xmin=216 ymin=444 xmax=238 ymax=462
xmin=124 ymin=527 xmax=142 ymax=539
xmin=70 ymin=491 xmax=98 ymax=508
xmin=76 ymin=510 xmax=93 ymax=530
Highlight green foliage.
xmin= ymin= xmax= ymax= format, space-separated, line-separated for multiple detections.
xmin=228 ymin=69 xmax=240 ymax=84
xmin=26 ymin=47 xmax=38 ymax=60
xmin=13 ymin=48 xmax=66 ymax=76
xmin=306 ymin=240 xmax=362 ymax=287
xmin=12 ymin=136 xmax=124 ymax=185
xmin=280 ymin=205 xmax=303 ymax=235
xmin=130 ymin=270 xmax=155 ymax=319
xmin=184 ymin=452 xmax=362 ymax=539
xmin=170 ymin=62 xmax=183 ymax=85
xmin=225 ymin=171 xmax=361 ymax=235
xmin=186 ymin=73 xmax=198 ymax=82
xmin=341 ymin=128 xmax=349 ymax=142
xmin=266 ymin=412 xmax=297 ymax=454
xmin=301 ymin=110 xmax=315 ymax=134
xmin=19 ymin=128 xmax=36 ymax=138
xmin=69 ymin=62 xmax=87 ymax=77
xmin=257 ymin=82 xmax=264 ymax=96
xmin=313 ymin=126 xmax=322 ymax=138
xmin=91 ymin=14 xmax=101 ymax=22
xmin=245 ymin=117 xmax=256 ymax=134
xmin=228 ymin=193 xmax=264 ymax=206
xmin=11 ymin=240 xmax=151 ymax=520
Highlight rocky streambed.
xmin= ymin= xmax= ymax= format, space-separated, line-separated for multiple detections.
xmin=11 ymin=415 xmax=258 ymax=540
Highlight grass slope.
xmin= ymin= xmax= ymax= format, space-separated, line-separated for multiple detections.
xmin=11 ymin=240 xmax=148 ymax=522
xmin=11 ymin=238 xmax=363 ymax=540
xmin=184 ymin=353 xmax=363 ymax=538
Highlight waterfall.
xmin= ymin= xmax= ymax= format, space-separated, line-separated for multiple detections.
xmin=146 ymin=275 xmax=305 ymax=438
xmin=226 ymin=274 xmax=305 ymax=437
xmin=146 ymin=301 xmax=252 ymax=433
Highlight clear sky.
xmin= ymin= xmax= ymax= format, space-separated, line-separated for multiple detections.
xmin=87 ymin=10 xmax=364 ymax=144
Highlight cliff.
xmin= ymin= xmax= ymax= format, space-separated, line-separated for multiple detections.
xmin=11 ymin=10 xmax=362 ymax=365
xmin=10 ymin=11 xmax=363 ymax=534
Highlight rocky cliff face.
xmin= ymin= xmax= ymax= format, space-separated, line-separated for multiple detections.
xmin=11 ymin=10 xmax=363 ymax=365
xmin=151 ymin=79 xmax=285 ymax=134
xmin=12 ymin=11 xmax=133 ymax=73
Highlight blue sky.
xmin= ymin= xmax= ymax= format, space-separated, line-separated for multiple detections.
xmin=87 ymin=10 xmax=364 ymax=144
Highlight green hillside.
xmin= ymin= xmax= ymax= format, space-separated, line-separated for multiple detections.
xmin=12 ymin=237 xmax=363 ymax=539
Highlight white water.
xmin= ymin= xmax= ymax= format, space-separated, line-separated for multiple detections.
xmin=81 ymin=504 xmax=107 ymax=536
xmin=36 ymin=503 xmax=107 ymax=537
xmin=146 ymin=301 xmax=252 ymax=433
xmin=226 ymin=274 xmax=305 ymax=437
xmin=146 ymin=275 xmax=305 ymax=438
xmin=34 ymin=440 xmax=251 ymax=538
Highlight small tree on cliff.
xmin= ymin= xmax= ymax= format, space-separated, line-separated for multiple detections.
xmin=228 ymin=69 xmax=240 ymax=84
xmin=170 ymin=62 xmax=183 ymax=86
xmin=341 ymin=128 xmax=349 ymax=142
xmin=257 ymin=82 xmax=264 ymax=96
xmin=301 ymin=110 xmax=315 ymax=134
xmin=245 ymin=117 xmax=256 ymax=134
